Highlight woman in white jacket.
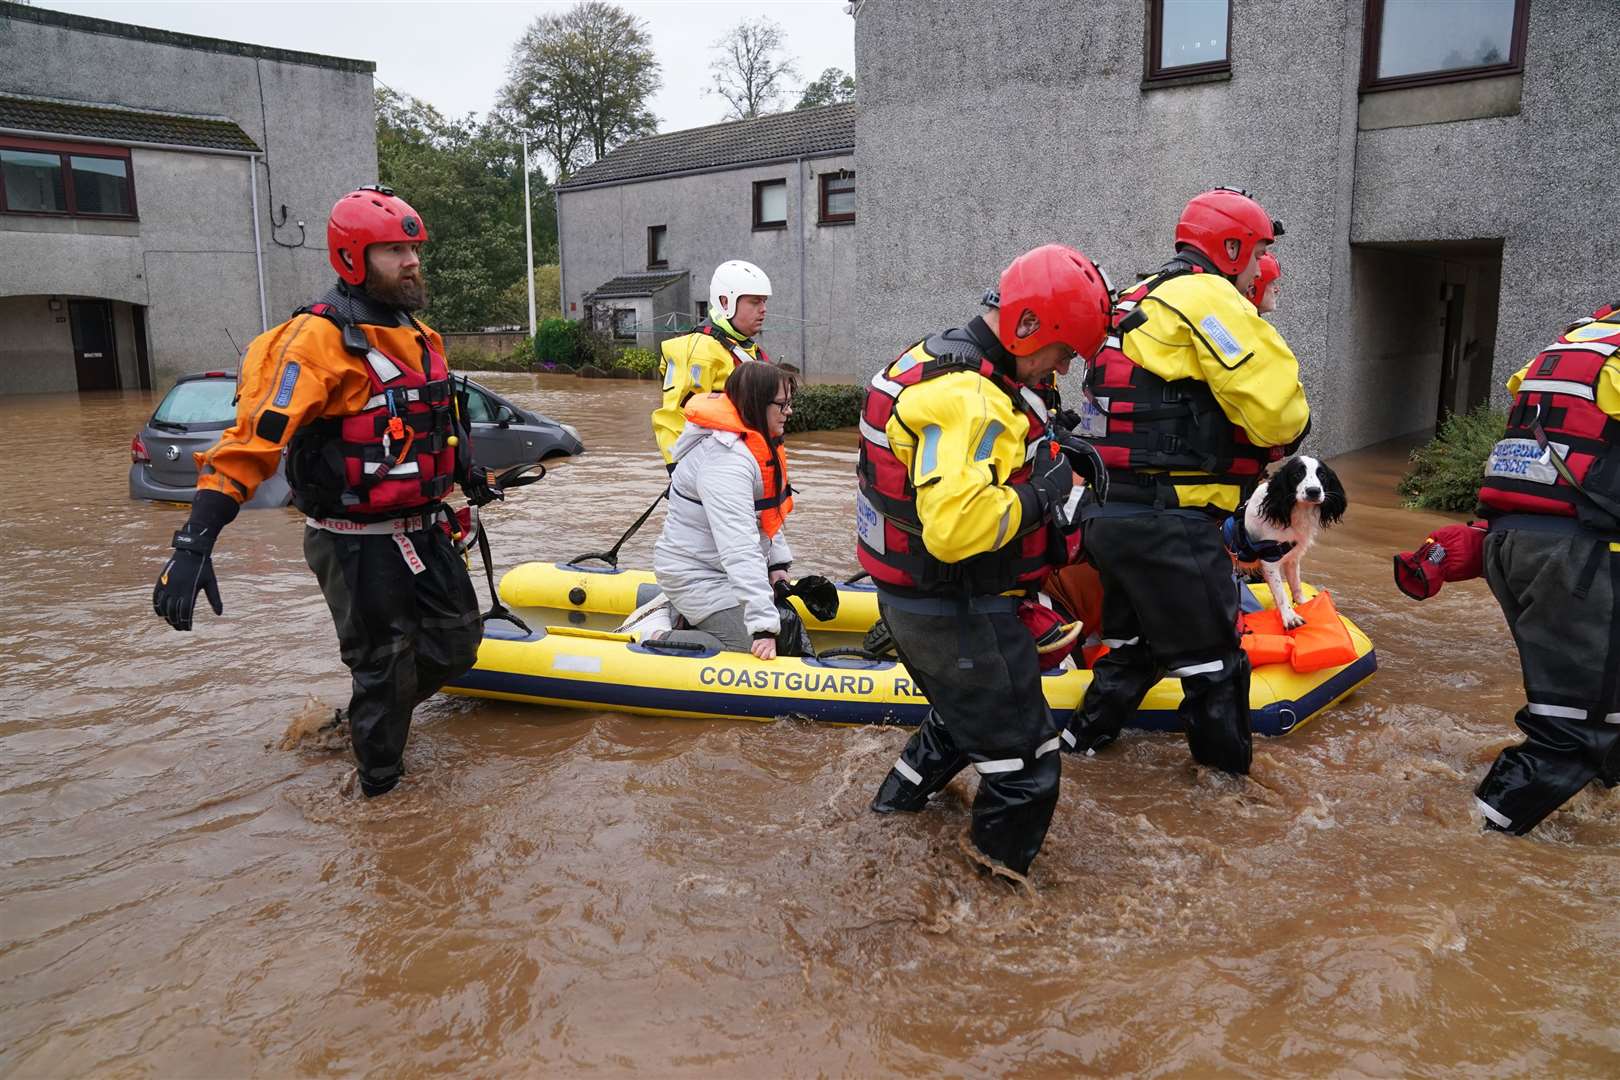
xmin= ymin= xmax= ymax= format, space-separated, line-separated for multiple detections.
xmin=653 ymin=362 xmax=798 ymax=659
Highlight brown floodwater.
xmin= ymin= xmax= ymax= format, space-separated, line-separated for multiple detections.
xmin=2 ymin=373 xmax=1617 ymax=1077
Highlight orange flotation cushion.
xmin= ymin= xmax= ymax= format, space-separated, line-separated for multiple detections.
xmin=1239 ymin=591 xmax=1358 ymax=673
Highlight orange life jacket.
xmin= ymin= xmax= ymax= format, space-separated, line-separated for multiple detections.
xmin=679 ymin=392 xmax=794 ymax=537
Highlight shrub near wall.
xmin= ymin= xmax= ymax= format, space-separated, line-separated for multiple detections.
xmin=1397 ymin=403 xmax=1508 ymax=512
xmin=533 ymin=318 xmax=577 ymax=369
xmin=785 ymin=383 xmax=863 ymax=434
xmin=617 ymin=348 xmax=658 ymax=378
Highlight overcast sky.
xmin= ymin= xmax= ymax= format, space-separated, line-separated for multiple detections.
xmin=38 ymin=1 xmax=856 ymax=132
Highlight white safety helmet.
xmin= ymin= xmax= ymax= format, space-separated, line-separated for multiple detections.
xmin=709 ymin=260 xmax=771 ymax=321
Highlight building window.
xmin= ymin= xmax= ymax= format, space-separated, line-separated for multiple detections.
xmin=753 ymin=178 xmax=787 ymax=230
xmin=1146 ymin=0 xmax=1231 ymax=82
xmin=612 ymin=308 xmax=637 ymax=340
xmin=696 ymin=300 xmax=709 ymax=321
xmin=0 ymin=138 xmax=136 ymax=219
xmin=1362 ymin=0 xmax=1528 ymax=91
xmin=818 ymin=170 xmax=855 ymax=224
xmin=647 ymin=224 xmax=668 ymax=269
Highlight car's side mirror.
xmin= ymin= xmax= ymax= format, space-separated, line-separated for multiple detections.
xmin=494 ymin=404 xmax=519 ymax=428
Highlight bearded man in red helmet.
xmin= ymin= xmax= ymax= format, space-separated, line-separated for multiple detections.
xmin=858 ymin=243 xmax=1114 ymax=876
xmin=1062 ymin=187 xmax=1310 ymax=775
xmin=152 ymin=185 xmax=499 ymax=798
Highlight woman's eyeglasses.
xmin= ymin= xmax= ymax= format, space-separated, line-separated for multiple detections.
xmin=770 ymin=398 xmax=794 ymax=411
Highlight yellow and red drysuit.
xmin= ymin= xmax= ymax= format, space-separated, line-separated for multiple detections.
xmin=1472 ymin=307 xmax=1620 ymax=834
xmin=1066 ymin=255 xmax=1310 ymax=775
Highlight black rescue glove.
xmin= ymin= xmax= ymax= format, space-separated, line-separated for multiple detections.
xmin=1055 ymin=431 xmax=1109 ymax=506
xmin=153 ymin=489 xmax=237 ymax=631
xmin=1051 ymin=406 xmax=1083 ymax=435
xmin=1021 ymin=438 xmax=1078 ymax=530
xmin=461 ymin=463 xmax=504 ymax=508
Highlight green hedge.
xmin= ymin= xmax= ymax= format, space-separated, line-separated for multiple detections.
xmin=532 ymin=317 xmax=576 ymax=368
xmin=785 ymin=383 xmax=863 ymax=434
xmin=1397 ymin=403 xmax=1507 ymax=512
xmin=617 ymin=347 xmax=659 ymax=377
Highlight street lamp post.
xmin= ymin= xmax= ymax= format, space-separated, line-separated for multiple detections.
xmin=522 ymin=133 xmax=537 ymax=343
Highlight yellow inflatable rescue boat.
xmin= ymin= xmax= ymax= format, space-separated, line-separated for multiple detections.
xmin=445 ymin=563 xmax=1376 ymax=736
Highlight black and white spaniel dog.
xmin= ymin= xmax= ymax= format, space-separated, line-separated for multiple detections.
xmin=1227 ymin=455 xmax=1348 ymax=629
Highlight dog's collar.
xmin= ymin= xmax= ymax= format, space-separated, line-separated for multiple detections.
xmin=1222 ymin=513 xmax=1296 ymax=563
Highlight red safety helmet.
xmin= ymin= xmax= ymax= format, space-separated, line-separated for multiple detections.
xmin=996 ymin=244 xmax=1114 ymax=360
xmin=1175 ymin=187 xmax=1276 ymax=277
xmin=327 ymin=184 xmax=429 ymax=285
xmin=1247 ymin=252 xmax=1281 ymax=305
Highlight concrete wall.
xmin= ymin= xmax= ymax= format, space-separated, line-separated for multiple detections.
xmin=0 ymin=11 xmax=375 ymax=391
xmin=0 ymin=295 xmax=77 ymax=392
xmin=0 ymin=296 xmax=148 ymax=393
xmin=559 ymin=151 xmax=857 ymax=381
xmin=1350 ymin=0 xmax=1620 ymax=401
xmin=441 ymin=330 xmax=531 ymax=357
xmin=852 ymin=0 xmax=1619 ymax=455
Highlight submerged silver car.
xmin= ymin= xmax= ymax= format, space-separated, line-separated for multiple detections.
xmin=130 ymin=372 xmax=583 ymax=507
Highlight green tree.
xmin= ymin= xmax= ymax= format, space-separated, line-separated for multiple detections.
xmin=796 ymin=67 xmax=855 ymax=109
xmin=708 ymin=16 xmax=799 ymax=120
xmin=497 ymin=2 xmax=661 ymax=179
xmin=487 ymin=266 xmax=561 ymax=328
xmin=375 ymin=86 xmax=558 ymax=332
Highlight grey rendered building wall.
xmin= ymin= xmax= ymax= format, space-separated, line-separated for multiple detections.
xmin=559 ymin=153 xmax=857 ymax=380
xmin=1350 ymin=0 xmax=1619 ymax=414
xmin=853 ymin=0 xmax=1618 ymax=456
xmin=0 ymin=11 xmax=376 ymax=386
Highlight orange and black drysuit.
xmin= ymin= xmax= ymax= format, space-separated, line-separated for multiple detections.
xmin=1065 ymin=252 xmax=1310 ymax=775
xmin=860 ymin=316 xmax=1080 ymax=876
xmin=189 ymin=282 xmax=484 ymax=797
xmin=1471 ymin=306 xmax=1620 ymax=834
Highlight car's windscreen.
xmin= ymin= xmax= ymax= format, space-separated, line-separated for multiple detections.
xmin=152 ymin=379 xmax=237 ymax=425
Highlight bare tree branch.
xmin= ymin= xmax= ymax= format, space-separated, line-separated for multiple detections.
xmin=707 ymin=17 xmax=800 ymax=121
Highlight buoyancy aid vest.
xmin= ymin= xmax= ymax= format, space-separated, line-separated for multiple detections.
xmin=1079 ymin=261 xmax=1279 ymax=510
xmin=285 ymin=302 xmax=458 ymax=520
xmin=1478 ymin=316 xmax=1620 ymax=532
xmin=675 ymin=392 xmax=794 ymax=538
xmin=856 ymin=332 xmax=1071 ymax=595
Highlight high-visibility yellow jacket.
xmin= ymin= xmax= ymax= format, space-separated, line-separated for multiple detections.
xmin=652 ymin=323 xmax=767 ymax=464
xmin=1097 ymin=269 xmax=1310 ymax=513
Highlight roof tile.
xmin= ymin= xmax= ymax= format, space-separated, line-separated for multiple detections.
xmin=586 ymin=270 xmax=689 ymax=299
xmin=0 ymin=92 xmax=260 ymax=153
xmin=559 ymin=102 xmax=854 ymax=190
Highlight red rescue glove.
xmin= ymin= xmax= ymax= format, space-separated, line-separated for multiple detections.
xmin=1393 ymin=521 xmax=1487 ymax=600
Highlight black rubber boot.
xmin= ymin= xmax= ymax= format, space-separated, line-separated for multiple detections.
xmin=1474 ymin=705 xmax=1620 ymax=834
xmin=1178 ymin=652 xmax=1253 ymax=775
xmin=969 ymin=751 xmax=1061 ymax=875
xmin=1067 ymin=640 xmax=1160 ymax=754
xmin=871 ymin=709 xmax=969 ymax=813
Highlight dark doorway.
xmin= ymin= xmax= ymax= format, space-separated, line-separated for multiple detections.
xmin=68 ymin=299 xmax=120 ymax=391
xmin=1349 ymin=239 xmax=1503 ymax=447
xmin=131 ymin=304 xmax=153 ymax=390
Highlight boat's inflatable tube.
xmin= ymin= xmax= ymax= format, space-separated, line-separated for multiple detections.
xmin=454 ymin=563 xmax=1378 ymax=737
xmin=500 ymin=561 xmax=879 ymax=633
